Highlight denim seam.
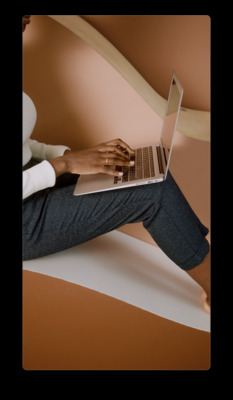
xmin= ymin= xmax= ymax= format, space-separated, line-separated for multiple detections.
xmin=158 ymin=201 xmax=198 ymax=251
xmin=178 ymin=237 xmax=209 ymax=269
xmin=160 ymin=201 xmax=209 ymax=269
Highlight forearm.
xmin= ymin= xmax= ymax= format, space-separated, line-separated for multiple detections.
xmin=48 ymin=152 xmax=70 ymax=178
xmin=23 ymin=160 xmax=57 ymax=199
xmin=48 ymin=139 xmax=135 ymax=178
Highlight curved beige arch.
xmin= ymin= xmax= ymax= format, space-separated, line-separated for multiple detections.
xmin=48 ymin=15 xmax=210 ymax=142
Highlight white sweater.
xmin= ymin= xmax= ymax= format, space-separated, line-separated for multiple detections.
xmin=23 ymin=92 xmax=70 ymax=199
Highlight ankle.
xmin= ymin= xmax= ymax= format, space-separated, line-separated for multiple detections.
xmin=186 ymin=249 xmax=211 ymax=296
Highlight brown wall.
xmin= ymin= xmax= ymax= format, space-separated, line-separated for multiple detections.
xmin=23 ymin=15 xmax=210 ymax=244
xmin=82 ymin=15 xmax=210 ymax=112
xmin=22 ymin=15 xmax=211 ymax=371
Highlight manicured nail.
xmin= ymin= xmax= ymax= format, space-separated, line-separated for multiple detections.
xmin=119 ymin=172 xmax=123 ymax=176
xmin=130 ymin=161 xmax=135 ymax=165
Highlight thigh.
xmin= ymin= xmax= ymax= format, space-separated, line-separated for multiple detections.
xmin=22 ymin=171 xmax=209 ymax=265
xmin=22 ymin=179 xmax=163 ymax=260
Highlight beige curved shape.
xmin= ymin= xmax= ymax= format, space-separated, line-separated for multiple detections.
xmin=48 ymin=15 xmax=210 ymax=142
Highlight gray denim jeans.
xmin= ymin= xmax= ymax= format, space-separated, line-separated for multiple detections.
xmin=23 ymin=159 xmax=209 ymax=270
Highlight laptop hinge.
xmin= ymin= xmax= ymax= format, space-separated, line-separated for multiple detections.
xmin=162 ymin=146 xmax=168 ymax=167
xmin=156 ymin=146 xmax=164 ymax=175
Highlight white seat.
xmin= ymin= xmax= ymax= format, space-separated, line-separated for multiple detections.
xmin=23 ymin=230 xmax=210 ymax=332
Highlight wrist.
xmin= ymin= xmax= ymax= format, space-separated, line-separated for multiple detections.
xmin=49 ymin=156 xmax=68 ymax=177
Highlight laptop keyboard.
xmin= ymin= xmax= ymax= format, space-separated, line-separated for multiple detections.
xmin=114 ymin=146 xmax=155 ymax=184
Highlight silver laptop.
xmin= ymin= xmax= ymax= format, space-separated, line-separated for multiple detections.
xmin=74 ymin=71 xmax=183 ymax=196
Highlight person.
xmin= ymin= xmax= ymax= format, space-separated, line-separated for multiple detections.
xmin=22 ymin=15 xmax=210 ymax=313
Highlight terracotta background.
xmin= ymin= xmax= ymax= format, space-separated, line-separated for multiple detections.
xmin=22 ymin=15 xmax=211 ymax=370
xmin=23 ymin=15 xmax=210 ymax=244
xmin=82 ymin=15 xmax=210 ymax=112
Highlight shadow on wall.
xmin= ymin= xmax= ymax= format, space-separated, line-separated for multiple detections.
xmin=81 ymin=15 xmax=210 ymax=112
xmin=23 ymin=15 xmax=210 ymax=239
xmin=23 ymin=15 xmax=164 ymax=152
xmin=23 ymin=16 xmax=93 ymax=150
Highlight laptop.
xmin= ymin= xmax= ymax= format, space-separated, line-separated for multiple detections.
xmin=74 ymin=71 xmax=183 ymax=196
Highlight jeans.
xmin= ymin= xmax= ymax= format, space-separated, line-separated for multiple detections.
xmin=22 ymin=159 xmax=209 ymax=270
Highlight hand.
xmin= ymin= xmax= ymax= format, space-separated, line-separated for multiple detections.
xmin=65 ymin=138 xmax=135 ymax=176
xmin=50 ymin=139 xmax=135 ymax=178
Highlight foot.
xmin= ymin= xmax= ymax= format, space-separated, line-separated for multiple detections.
xmin=201 ymin=289 xmax=210 ymax=314
xmin=186 ymin=249 xmax=211 ymax=314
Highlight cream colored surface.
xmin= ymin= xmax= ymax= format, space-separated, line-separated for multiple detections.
xmin=23 ymin=231 xmax=210 ymax=332
xmin=82 ymin=15 xmax=210 ymax=112
xmin=23 ymin=270 xmax=210 ymax=370
xmin=49 ymin=15 xmax=210 ymax=142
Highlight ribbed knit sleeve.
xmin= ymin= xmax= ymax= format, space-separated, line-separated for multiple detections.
xmin=29 ymin=139 xmax=70 ymax=161
xmin=23 ymin=141 xmax=71 ymax=199
xmin=23 ymin=160 xmax=56 ymax=200
xmin=23 ymin=92 xmax=71 ymax=200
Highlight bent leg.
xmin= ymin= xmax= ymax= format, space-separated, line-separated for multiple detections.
xmin=23 ymin=171 xmax=209 ymax=272
xmin=23 ymin=177 xmax=162 ymax=259
xmin=142 ymin=171 xmax=209 ymax=270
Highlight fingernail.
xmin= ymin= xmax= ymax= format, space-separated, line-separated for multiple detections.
xmin=130 ymin=161 xmax=135 ymax=165
xmin=119 ymin=172 xmax=123 ymax=176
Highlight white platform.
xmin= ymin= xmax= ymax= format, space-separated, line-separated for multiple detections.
xmin=23 ymin=230 xmax=210 ymax=332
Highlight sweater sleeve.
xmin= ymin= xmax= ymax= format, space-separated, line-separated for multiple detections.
xmin=23 ymin=160 xmax=56 ymax=200
xmin=29 ymin=139 xmax=70 ymax=160
xmin=23 ymin=140 xmax=71 ymax=199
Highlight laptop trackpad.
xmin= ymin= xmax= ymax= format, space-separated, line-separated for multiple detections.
xmin=74 ymin=173 xmax=114 ymax=196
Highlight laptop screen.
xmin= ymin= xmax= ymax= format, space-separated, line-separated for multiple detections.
xmin=160 ymin=72 xmax=183 ymax=178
